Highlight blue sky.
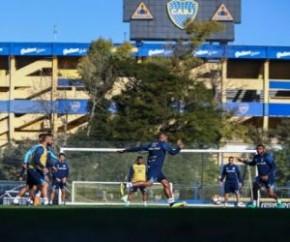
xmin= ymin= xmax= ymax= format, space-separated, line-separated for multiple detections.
xmin=0 ymin=0 xmax=289 ymax=46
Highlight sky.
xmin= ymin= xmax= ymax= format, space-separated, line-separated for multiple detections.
xmin=0 ymin=0 xmax=289 ymax=46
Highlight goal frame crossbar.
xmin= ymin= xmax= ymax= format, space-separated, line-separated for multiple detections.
xmin=60 ymin=147 xmax=256 ymax=154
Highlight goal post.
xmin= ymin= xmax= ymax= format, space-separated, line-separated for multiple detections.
xmin=59 ymin=147 xmax=257 ymax=206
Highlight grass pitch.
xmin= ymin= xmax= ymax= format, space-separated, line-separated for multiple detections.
xmin=0 ymin=206 xmax=289 ymax=242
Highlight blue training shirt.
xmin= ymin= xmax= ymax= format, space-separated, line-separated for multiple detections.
xmin=124 ymin=141 xmax=181 ymax=172
xmin=24 ymin=144 xmax=58 ymax=165
xmin=47 ymin=146 xmax=58 ymax=161
xmin=23 ymin=144 xmax=41 ymax=164
xmin=54 ymin=161 xmax=70 ymax=179
xmin=220 ymin=164 xmax=242 ymax=184
xmin=46 ymin=146 xmax=58 ymax=169
xmin=245 ymin=152 xmax=276 ymax=177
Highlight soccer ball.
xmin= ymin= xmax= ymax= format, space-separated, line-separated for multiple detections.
xmin=211 ymin=195 xmax=222 ymax=205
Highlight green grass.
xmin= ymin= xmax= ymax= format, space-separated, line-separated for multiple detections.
xmin=0 ymin=206 xmax=289 ymax=242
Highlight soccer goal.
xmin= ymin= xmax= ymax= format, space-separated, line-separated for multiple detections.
xmin=71 ymin=181 xmax=173 ymax=206
xmin=60 ymin=147 xmax=257 ymax=206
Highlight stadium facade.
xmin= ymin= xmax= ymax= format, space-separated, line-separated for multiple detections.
xmin=1 ymin=42 xmax=290 ymax=147
xmin=0 ymin=1 xmax=290 ymax=147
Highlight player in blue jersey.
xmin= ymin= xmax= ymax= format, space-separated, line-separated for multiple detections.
xmin=50 ymin=153 xmax=70 ymax=205
xmin=20 ymin=134 xmax=45 ymax=181
xmin=238 ymin=144 xmax=283 ymax=208
xmin=46 ymin=145 xmax=59 ymax=182
xmin=118 ymin=132 xmax=185 ymax=207
xmin=13 ymin=134 xmax=44 ymax=205
xmin=220 ymin=156 xmax=243 ymax=207
xmin=45 ymin=143 xmax=58 ymax=184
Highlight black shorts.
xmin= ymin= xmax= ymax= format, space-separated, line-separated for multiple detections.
xmin=224 ymin=182 xmax=239 ymax=194
xmin=26 ymin=171 xmax=37 ymax=189
xmin=254 ymin=175 xmax=275 ymax=189
xmin=148 ymin=170 xmax=166 ymax=183
xmin=27 ymin=169 xmax=45 ymax=186
xmin=52 ymin=181 xmax=67 ymax=190
xmin=130 ymin=186 xmax=147 ymax=194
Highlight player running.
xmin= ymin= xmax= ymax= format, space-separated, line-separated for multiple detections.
xmin=13 ymin=134 xmax=44 ymax=205
xmin=118 ymin=132 xmax=185 ymax=207
xmin=26 ymin=133 xmax=53 ymax=205
xmin=121 ymin=156 xmax=148 ymax=207
xmin=220 ymin=156 xmax=243 ymax=207
xmin=238 ymin=144 xmax=283 ymax=208
xmin=50 ymin=153 xmax=69 ymax=205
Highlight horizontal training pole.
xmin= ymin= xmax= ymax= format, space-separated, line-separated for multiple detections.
xmin=60 ymin=147 xmax=256 ymax=153
xmin=72 ymin=181 xmax=167 ymax=185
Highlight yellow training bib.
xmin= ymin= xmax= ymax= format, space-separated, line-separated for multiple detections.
xmin=132 ymin=164 xmax=146 ymax=182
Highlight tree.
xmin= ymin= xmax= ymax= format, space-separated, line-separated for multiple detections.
xmin=268 ymin=119 xmax=290 ymax=186
xmin=86 ymin=21 xmax=242 ymax=146
xmin=78 ymin=38 xmax=134 ymax=137
xmin=0 ymin=140 xmax=35 ymax=180
xmin=274 ymin=149 xmax=290 ymax=186
xmin=104 ymin=61 xmax=225 ymax=145
xmin=269 ymin=119 xmax=290 ymax=147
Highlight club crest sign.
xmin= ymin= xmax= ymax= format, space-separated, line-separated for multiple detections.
xmin=167 ymin=0 xmax=199 ymax=30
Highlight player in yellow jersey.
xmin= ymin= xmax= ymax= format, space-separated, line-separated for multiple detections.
xmin=121 ymin=156 xmax=148 ymax=207
xmin=27 ymin=133 xmax=53 ymax=205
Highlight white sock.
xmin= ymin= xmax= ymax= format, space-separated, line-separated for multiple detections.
xmin=252 ymin=200 xmax=257 ymax=206
xmin=126 ymin=182 xmax=133 ymax=188
xmin=277 ymin=199 xmax=282 ymax=203
xmin=143 ymin=201 xmax=147 ymax=207
xmin=43 ymin=197 xmax=49 ymax=205
xmin=168 ymin=197 xmax=175 ymax=204
xmin=13 ymin=196 xmax=20 ymax=204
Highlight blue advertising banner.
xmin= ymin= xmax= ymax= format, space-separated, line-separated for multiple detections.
xmin=11 ymin=100 xmax=55 ymax=113
xmin=225 ymin=102 xmax=264 ymax=117
xmin=0 ymin=100 xmax=88 ymax=114
xmin=2 ymin=99 xmax=290 ymax=116
xmin=2 ymin=42 xmax=290 ymax=59
xmin=58 ymin=79 xmax=84 ymax=87
xmin=269 ymin=81 xmax=290 ymax=90
xmin=225 ymin=102 xmax=290 ymax=117
xmin=137 ymin=43 xmax=174 ymax=57
xmin=194 ymin=44 xmax=224 ymax=58
xmin=53 ymin=43 xmax=89 ymax=56
xmin=269 ymin=104 xmax=290 ymax=117
xmin=225 ymin=45 xmax=267 ymax=59
xmin=267 ymin=46 xmax=290 ymax=60
xmin=11 ymin=43 xmax=52 ymax=56
xmin=0 ymin=43 xmax=10 ymax=55
xmin=57 ymin=99 xmax=88 ymax=114
xmin=0 ymin=101 xmax=9 ymax=112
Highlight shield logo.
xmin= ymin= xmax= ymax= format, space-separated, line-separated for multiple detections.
xmin=70 ymin=101 xmax=81 ymax=112
xmin=167 ymin=0 xmax=199 ymax=30
xmin=238 ymin=103 xmax=249 ymax=114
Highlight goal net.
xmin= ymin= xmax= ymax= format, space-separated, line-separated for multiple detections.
xmin=60 ymin=147 xmax=258 ymax=206
xmin=71 ymin=181 xmax=172 ymax=206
